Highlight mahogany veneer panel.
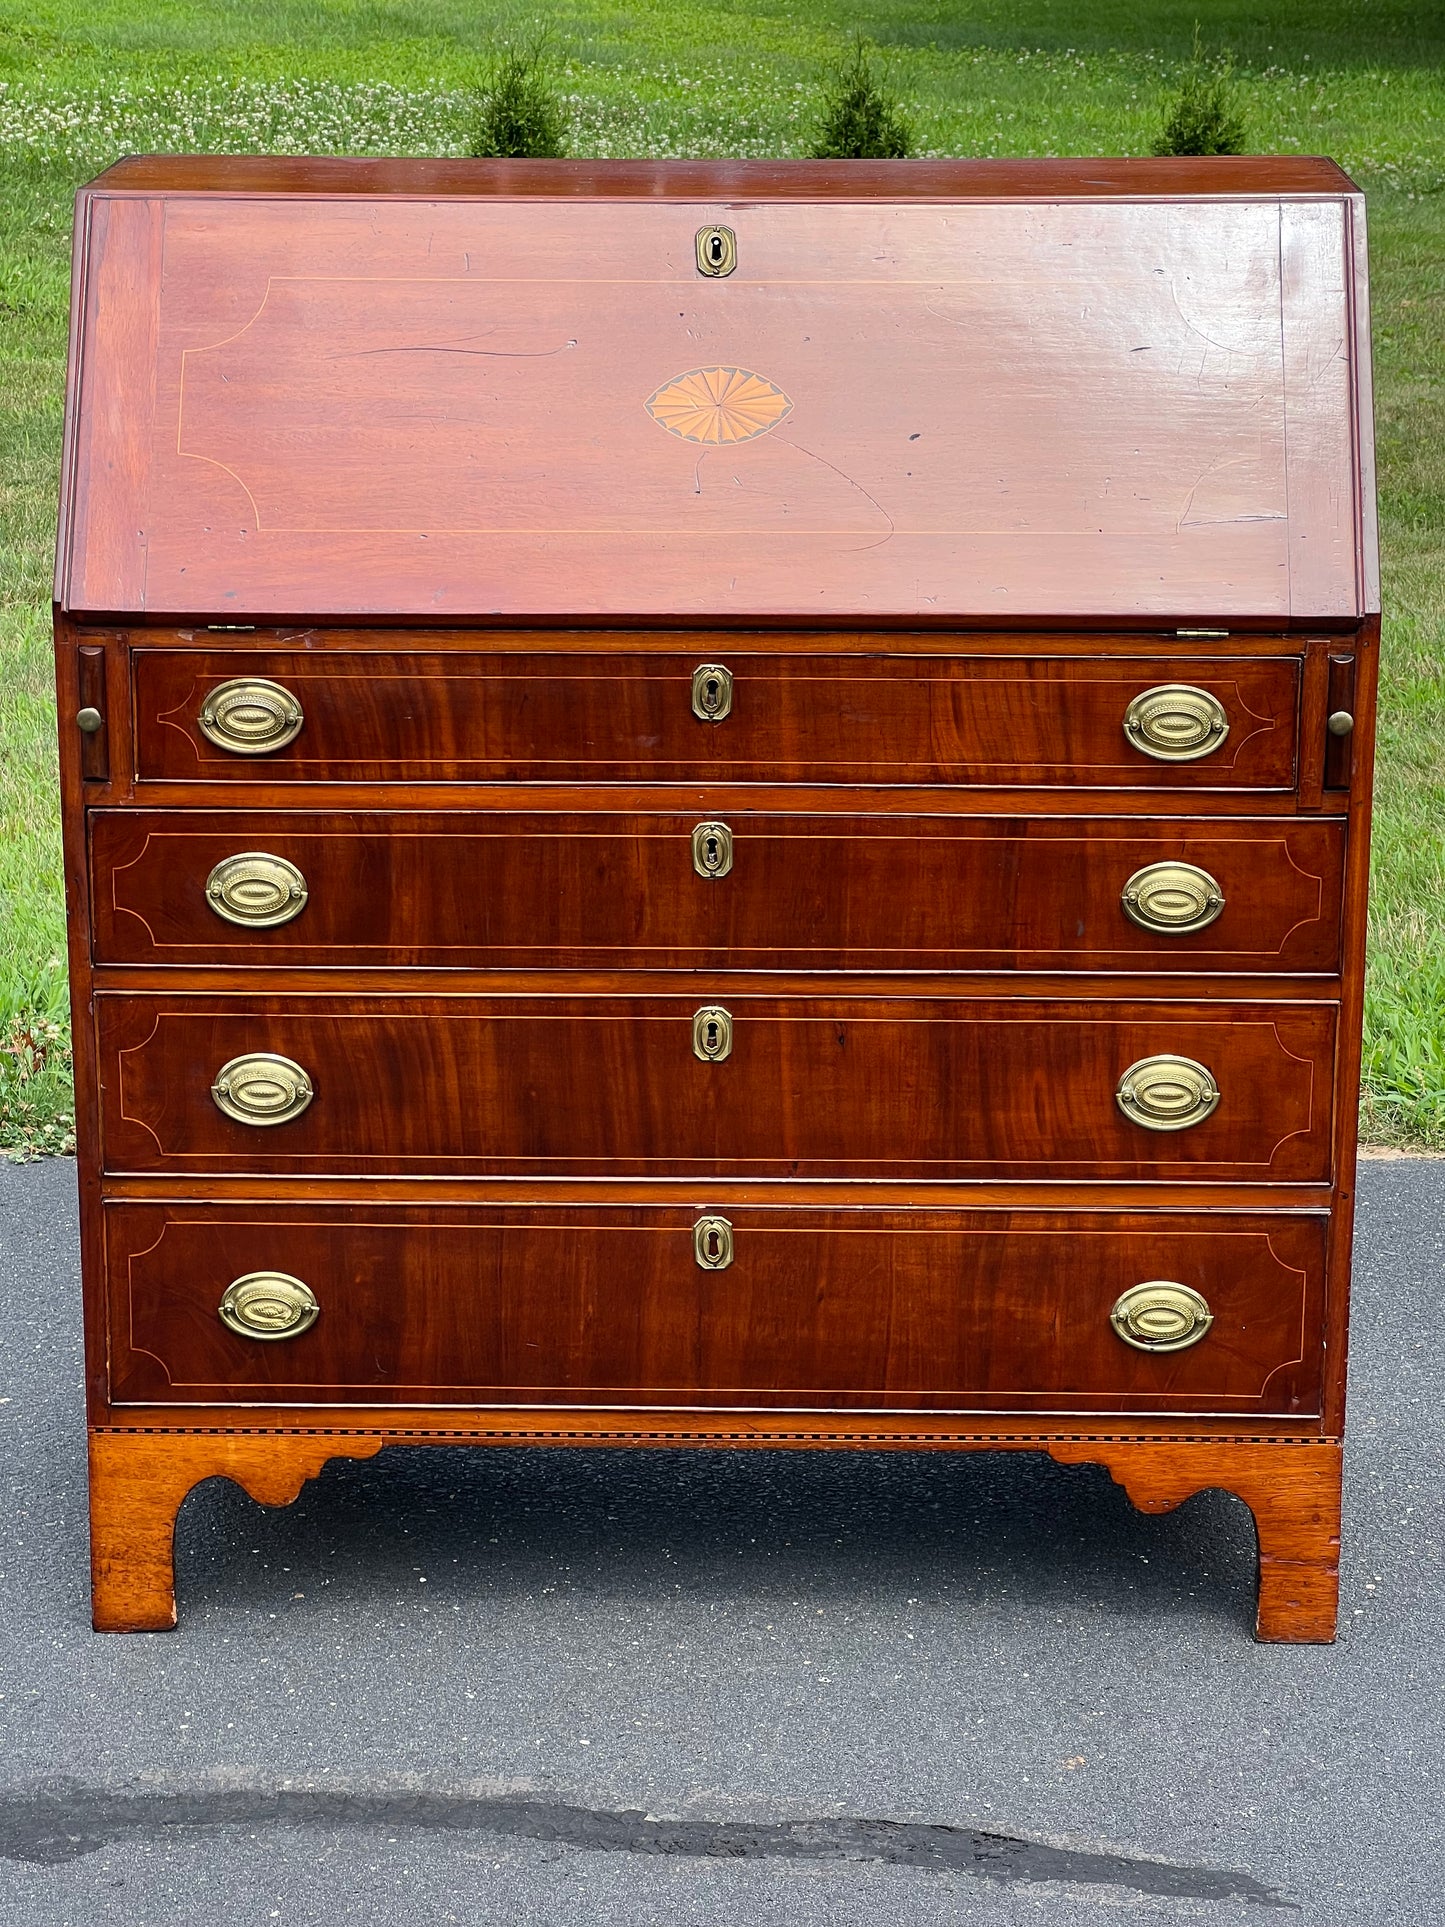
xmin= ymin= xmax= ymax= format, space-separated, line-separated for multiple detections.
xmin=91 ymin=810 xmax=1344 ymax=972
xmin=132 ymin=649 xmax=1300 ymax=788
xmin=60 ymin=164 xmax=1374 ymax=622
xmin=105 ymin=1202 xmax=1326 ymax=1416
xmin=97 ymin=994 xmax=1336 ymax=1180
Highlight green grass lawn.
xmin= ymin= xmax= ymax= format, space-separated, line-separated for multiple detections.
xmin=2 ymin=0 xmax=1442 ymax=1154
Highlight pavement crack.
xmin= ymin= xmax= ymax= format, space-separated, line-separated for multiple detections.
xmin=0 ymin=1783 xmax=1294 ymax=1905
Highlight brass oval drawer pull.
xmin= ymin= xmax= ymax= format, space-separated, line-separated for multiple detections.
xmin=691 ymin=662 xmax=733 ymax=722
xmin=218 ymin=1270 xmax=320 ymax=1341
xmin=1120 ymin=861 xmax=1224 ymax=934
xmin=211 ymin=1052 xmax=315 ymax=1126
xmin=1111 ymin=1281 xmax=1213 ymax=1352
xmin=198 ymin=678 xmax=305 ymax=755
xmin=1123 ymin=684 xmax=1229 ymax=762
xmin=692 ymin=1006 xmax=733 ymax=1062
xmin=206 ymin=852 xmax=309 ymax=928
xmin=693 ymin=1216 xmax=734 ymax=1269
xmin=692 ymin=821 xmax=734 ymax=878
xmin=1116 ymin=1054 xmax=1219 ymax=1131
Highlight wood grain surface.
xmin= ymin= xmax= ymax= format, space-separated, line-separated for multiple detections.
xmin=86 ymin=1422 xmax=1342 ymax=1640
xmin=104 ymin=1200 xmax=1326 ymax=1415
xmin=59 ymin=163 xmax=1374 ymax=622
xmin=95 ymin=992 xmax=1337 ymax=1180
xmin=131 ymin=648 xmax=1301 ymax=788
xmin=90 ymin=809 xmax=1343 ymax=972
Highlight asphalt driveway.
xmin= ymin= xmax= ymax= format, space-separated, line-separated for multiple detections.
xmin=1 ymin=1154 xmax=1441 ymax=1925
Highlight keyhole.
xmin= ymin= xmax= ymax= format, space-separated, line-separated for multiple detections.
xmin=693 ymin=1214 xmax=734 ymax=1269
xmin=692 ymin=820 xmax=733 ymax=879
xmin=691 ymin=663 xmax=733 ymax=722
xmin=692 ymin=1005 xmax=733 ymax=1061
xmin=708 ymin=235 xmax=724 ymax=266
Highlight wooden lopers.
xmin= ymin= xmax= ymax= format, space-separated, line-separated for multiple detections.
xmin=56 ymin=157 xmax=1377 ymax=1638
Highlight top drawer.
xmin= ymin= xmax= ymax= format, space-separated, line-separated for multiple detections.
xmin=131 ymin=649 xmax=1300 ymax=788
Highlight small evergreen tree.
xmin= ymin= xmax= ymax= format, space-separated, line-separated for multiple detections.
xmin=1153 ymin=31 xmax=1246 ymax=157
xmin=813 ymin=37 xmax=914 ymax=160
xmin=468 ymin=45 xmax=568 ymax=159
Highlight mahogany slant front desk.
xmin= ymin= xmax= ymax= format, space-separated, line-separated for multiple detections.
xmin=56 ymin=157 xmax=1377 ymax=1638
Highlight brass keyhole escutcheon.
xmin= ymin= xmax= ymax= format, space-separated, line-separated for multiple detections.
xmin=218 ymin=1271 xmax=320 ymax=1341
xmin=1115 ymin=1054 xmax=1220 ymax=1132
xmin=1110 ymin=1281 xmax=1213 ymax=1352
xmin=211 ymin=1052 xmax=315 ymax=1126
xmin=1120 ymin=861 xmax=1224 ymax=935
xmin=693 ymin=1216 xmax=734 ymax=1270
xmin=695 ymin=225 xmax=737 ymax=277
xmin=692 ymin=821 xmax=734 ymax=879
xmin=1122 ymin=685 xmax=1229 ymax=762
xmin=692 ymin=1006 xmax=733 ymax=1062
xmin=198 ymin=678 xmax=305 ymax=755
xmin=206 ymin=852 xmax=310 ymax=928
xmin=691 ymin=662 xmax=733 ymax=722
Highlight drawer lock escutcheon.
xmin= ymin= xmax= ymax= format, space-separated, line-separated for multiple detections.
xmin=695 ymin=225 xmax=737 ymax=277
xmin=211 ymin=1052 xmax=315 ymax=1126
xmin=692 ymin=821 xmax=734 ymax=878
xmin=691 ymin=663 xmax=733 ymax=722
xmin=1115 ymin=1054 xmax=1220 ymax=1132
xmin=693 ymin=1216 xmax=734 ymax=1270
xmin=692 ymin=1006 xmax=733 ymax=1062
xmin=198 ymin=678 xmax=305 ymax=755
xmin=1110 ymin=1281 xmax=1213 ymax=1352
xmin=218 ymin=1271 xmax=320 ymax=1341
xmin=206 ymin=852 xmax=310 ymax=928
xmin=1122 ymin=685 xmax=1229 ymax=762
xmin=1120 ymin=861 xmax=1224 ymax=935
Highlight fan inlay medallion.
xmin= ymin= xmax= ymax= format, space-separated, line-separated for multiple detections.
xmin=644 ymin=366 xmax=793 ymax=445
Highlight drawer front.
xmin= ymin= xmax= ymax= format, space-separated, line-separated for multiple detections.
xmin=132 ymin=650 xmax=1300 ymax=787
xmin=91 ymin=811 xmax=1344 ymax=973
xmin=97 ymin=995 xmax=1335 ymax=1180
xmin=104 ymin=1202 xmax=1326 ymax=1416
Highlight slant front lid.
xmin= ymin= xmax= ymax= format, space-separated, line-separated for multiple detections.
xmin=59 ymin=159 xmax=1376 ymax=621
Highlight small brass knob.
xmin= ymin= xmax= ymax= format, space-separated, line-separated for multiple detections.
xmin=691 ymin=663 xmax=733 ymax=722
xmin=205 ymin=852 xmax=309 ymax=928
xmin=693 ymin=1216 xmax=734 ymax=1270
xmin=692 ymin=821 xmax=734 ymax=879
xmin=218 ymin=1271 xmax=320 ymax=1341
xmin=198 ymin=678 xmax=305 ymax=755
xmin=1120 ymin=861 xmax=1224 ymax=934
xmin=211 ymin=1052 xmax=315 ymax=1126
xmin=1116 ymin=1054 xmax=1220 ymax=1132
xmin=692 ymin=1006 xmax=733 ymax=1062
xmin=1327 ymin=710 xmax=1355 ymax=737
xmin=1110 ymin=1281 xmax=1213 ymax=1352
xmin=1123 ymin=685 xmax=1229 ymax=762
xmin=76 ymin=706 xmax=104 ymax=734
